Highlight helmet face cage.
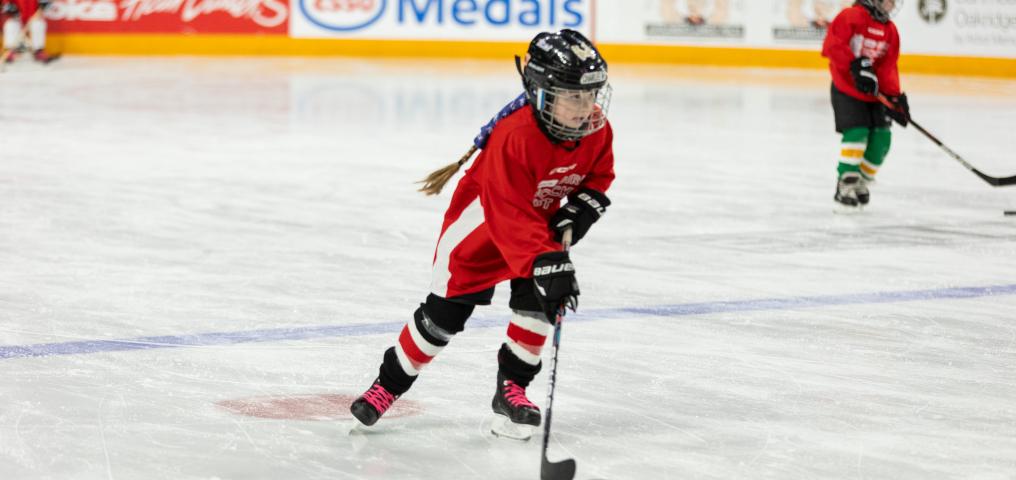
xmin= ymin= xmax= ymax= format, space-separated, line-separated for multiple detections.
xmin=520 ymin=29 xmax=611 ymax=142
xmin=859 ymin=0 xmax=901 ymax=22
xmin=532 ymin=84 xmax=612 ymax=142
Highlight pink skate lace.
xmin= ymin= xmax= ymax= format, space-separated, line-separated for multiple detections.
xmin=502 ymin=380 xmax=538 ymax=409
xmin=362 ymin=382 xmax=397 ymax=414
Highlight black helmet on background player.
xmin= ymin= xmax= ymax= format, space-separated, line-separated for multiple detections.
xmin=856 ymin=0 xmax=901 ymax=23
xmin=517 ymin=29 xmax=611 ymax=143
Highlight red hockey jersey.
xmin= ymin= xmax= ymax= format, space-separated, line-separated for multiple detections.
xmin=3 ymin=0 xmax=41 ymax=25
xmin=430 ymin=105 xmax=615 ymax=299
xmin=822 ymin=5 xmax=901 ymax=101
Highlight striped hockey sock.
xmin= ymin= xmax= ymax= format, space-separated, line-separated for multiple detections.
xmin=393 ymin=307 xmax=455 ymax=377
xmin=860 ymin=127 xmax=891 ymax=181
xmin=500 ymin=310 xmax=552 ymax=383
xmin=837 ymin=127 xmax=868 ymax=178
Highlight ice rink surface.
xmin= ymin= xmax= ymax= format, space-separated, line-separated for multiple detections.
xmin=1 ymin=56 xmax=1015 ymax=479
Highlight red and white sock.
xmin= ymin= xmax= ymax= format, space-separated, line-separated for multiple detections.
xmin=504 ymin=310 xmax=552 ymax=367
xmin=393 ymin=309 xmax=453 ymax=376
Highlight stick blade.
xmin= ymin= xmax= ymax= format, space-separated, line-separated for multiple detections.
xmin=992 ymin=175 xmax=1016 ymax=187
xmin=972 ymin=169 xmax=1016 ymax=187
xmin=541 ymin=457 xmax=576 ymax=480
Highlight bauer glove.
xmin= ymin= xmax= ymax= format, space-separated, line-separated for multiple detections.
xmin=884 ymin=93 xmax=910 ymax=127
xmin=549 ymin=188 xmax=610 ymax=247
xmin=531 ymin=251 xmax=579 ymax=324
xmin=850 ymin=57 xmax=879 ymax=95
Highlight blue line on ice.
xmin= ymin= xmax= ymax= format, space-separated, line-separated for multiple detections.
xmin=3 ymin=283 xmax=1015 ymax=360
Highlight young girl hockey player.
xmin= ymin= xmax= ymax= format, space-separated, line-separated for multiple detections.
xmin=349 ymin=29 xmax=615 ymax=439
xmin=822 ymin=0 xmax=910 ymax=208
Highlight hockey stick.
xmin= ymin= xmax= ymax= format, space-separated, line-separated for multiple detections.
xmin=877 ymin=94 xmax=1016 ymax=187
xmin=540 ymin=227 xmax=577 ymax=480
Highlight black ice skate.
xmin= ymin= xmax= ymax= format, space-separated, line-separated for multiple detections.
xmin=350 ymin=378 xmax=399 ymax=427
xmin=490 ymin=373 xmax=541 ymax=441
xmin=855 ymin=176 xmax=870 ymax=205
xmin=834 ymin=172 xmax=863 ymax=208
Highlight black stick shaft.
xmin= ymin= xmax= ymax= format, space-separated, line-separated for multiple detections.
xmin=540 ymin=228 xmax=577 ymax=480
xmin=877 ymin=94 xmax=1016 ymax=186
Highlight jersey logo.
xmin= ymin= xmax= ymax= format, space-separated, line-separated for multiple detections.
xmin=867 ymin=27 xmax=885 ymax=36
xmin=550 ymin=164 xmax=577 ymax=175
xmin=850 ymin=34 xmax=889 ymax=60
xmin=537 ymin=179 xmax=560 ymax=189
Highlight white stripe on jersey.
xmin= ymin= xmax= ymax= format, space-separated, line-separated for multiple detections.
xmin=430 ymin=199 xmax=486 ymax=297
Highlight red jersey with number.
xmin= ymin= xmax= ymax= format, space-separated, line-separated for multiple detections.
xmin=430 ymin=105 xmax=615 ymax=299
xmin=822 ymin=5 xmax=901 ymax=101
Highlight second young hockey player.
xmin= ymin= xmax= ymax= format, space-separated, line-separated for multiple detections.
xmin=349 ymin=29 xmax=615 ymax=439
xmin=822 ymin=0 xmax=910 ymax=209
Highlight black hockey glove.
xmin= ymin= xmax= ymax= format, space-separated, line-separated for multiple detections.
xmin=549 ymin=188 xmax=610 ymax=247
xmin=884 ymin=93 xmax=910 ymax=127
xmin=850 ymin=57 xmax=878 ymax=95
xmin=531 ymin=251 xmax=579 ymax=324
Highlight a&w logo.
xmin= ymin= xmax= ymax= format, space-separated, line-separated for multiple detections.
xmin=301 ymin=0 xmax=386 ymax=31
xmin=47 ymin=0 xmax=288 ymax=25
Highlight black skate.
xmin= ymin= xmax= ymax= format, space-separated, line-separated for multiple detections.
xmin=490 ymin=373 xmax=540 ymax=441
xmin=834 ymin=172 xmax=862 ymax=208
xmin=855 ymin=177 xmax=870 ymax=205
xmin=350 ymin=378 xmax=399 ymax=427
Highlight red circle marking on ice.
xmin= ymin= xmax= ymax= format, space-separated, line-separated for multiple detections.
xmin=216 ymin=394 xmax=423 ymax=421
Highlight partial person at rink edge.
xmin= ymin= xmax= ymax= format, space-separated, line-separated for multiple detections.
xmin=1 ymin=0 xmax=56 ymax=63
xmin=822 ymin=0 xmax=911 ymax=209
xmin=349 ymin=29 xmax=615 ymax=435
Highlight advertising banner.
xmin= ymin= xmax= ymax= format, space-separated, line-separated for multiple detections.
xmin=289 ymin=0 xmax=592 ymax=41
xmin=643 ymin=0 xmax=748 ymax=43
xmin=896 ymin=0 xmax=1016 ymax=57
xmin=45 ymin=0 xmax=289 ymax=33
xmin=39 ymin=0 xmax=1016 ymax=62
xmin=596 ymin=1 xmax=1016 ymax=58
xmin=770 ymin=0 xmax=851 ymax=44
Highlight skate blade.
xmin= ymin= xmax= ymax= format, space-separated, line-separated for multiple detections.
xmin=490 ymin=414 xmax=534 ymax=441
xmin=832 ymin=203 xmax=864 ymax=215
xmin=342 ymin=419 xmax=363 ymax=436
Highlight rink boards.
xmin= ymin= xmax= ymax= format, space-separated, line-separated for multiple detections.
xmin=26 ymin=0 xmax=1016 ymax=77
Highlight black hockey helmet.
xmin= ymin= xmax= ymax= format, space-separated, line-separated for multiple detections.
xmin=516 ymin=29 xmax=611 ymax=142
xmin=856 ymin=0 xmax=902 ymax=23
